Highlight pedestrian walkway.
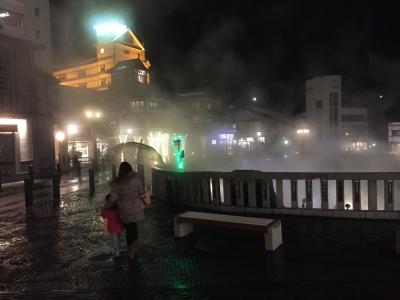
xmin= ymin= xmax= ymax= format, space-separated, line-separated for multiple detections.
xmin=1 ymin=183 xmax=400 ymax=299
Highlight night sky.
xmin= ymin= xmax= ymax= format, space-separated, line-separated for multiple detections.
xmin=51 ymin=0 xmax=400 ymax=136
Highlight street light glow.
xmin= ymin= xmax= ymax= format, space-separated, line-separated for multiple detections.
xmin=257 ymin=131 xmax=262 ymax=136
xmin=85 ymin=110 xmax=101 ymax=119
xmin=55 ymin=131 xmax=65 ymax=142
xmin=297 ymin=128 xmax=310 ymax=135
xmin=252 ymin=97 xmax=257 ymax=102
xmin=67 ymin=124 xmax=78 ymax=135
xmin=127 ymin=128 xmax=133 ymax=134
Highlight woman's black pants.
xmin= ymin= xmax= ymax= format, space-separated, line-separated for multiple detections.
xmin=124 ymin=223 xmax=138 ymax=246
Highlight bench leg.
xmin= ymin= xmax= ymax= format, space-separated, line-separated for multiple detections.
xmin=264 ymin=220 xmax=282 ymax=251
xmin=174 ymin=220 xmax=194 ymax=238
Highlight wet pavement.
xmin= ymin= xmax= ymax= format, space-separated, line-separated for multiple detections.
xmin=1 ymin=184 xmax=400 ymax=299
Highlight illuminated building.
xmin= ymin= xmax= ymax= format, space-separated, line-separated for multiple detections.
xmin=52 ymin=24 xmax=150 ymax=91
xmin=0 ymin=0 xmax=55 ymax=178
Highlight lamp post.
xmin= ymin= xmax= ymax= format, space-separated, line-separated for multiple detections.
xmin=296 ymin=128 xmax=310 ymax=154
xmin=85 ymin=110 xmax=102 ymax=170
xmin=55 ymin=130 xmax=65 ymax=166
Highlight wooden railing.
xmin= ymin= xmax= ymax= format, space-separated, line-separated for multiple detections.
xmin=152 ymin=169 xmax=400 ymax=219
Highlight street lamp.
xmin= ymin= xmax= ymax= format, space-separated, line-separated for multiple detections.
xmin=84 ymin=110 xmax=102 ymax=168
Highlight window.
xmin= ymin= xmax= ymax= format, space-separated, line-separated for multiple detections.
xmin=78 ymin=82 xmax=87 ymax=88
xmin=99 ymin=65 xmax=105 ymax=72
xmin=99 ymin=79 xmax=107 ymax=86
xmin=34 ymin=7 xmax=39 ymax=17
xmin=316 ymin=100 xmax=322 ymax=109
xmin=35 ymin=29 xmax=40 ymax=39
xmin=137 ymin=70 xmax=145 ymax=84
xmin=77 ymin=70 xmax=86 ymax=77
xmin=124 ymin=49 xmax=130 ymax=54
xmin=341 ymin=114 xmax=366 ymax=122
xmin=0 ymin=58 xmax=9 ymax=92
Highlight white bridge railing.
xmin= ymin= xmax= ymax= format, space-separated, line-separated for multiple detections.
xmin=152 ymin=170 xmax=400 ymax=219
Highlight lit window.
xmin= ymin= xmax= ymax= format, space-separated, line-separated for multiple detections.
xmin=212 ymin=139 xmax=217 ymax=145
xmin=99 ymin=79 xmax=107 ymax=86
xmin=258 ymin=136 xmax=265 ymax=143
xmin=99 ymin=65 xmax=106 ymax=72
xmin=219 ymin=134 xmax=227 ymax=139
xmin=246 ymin=137 xmax=254 ymax=142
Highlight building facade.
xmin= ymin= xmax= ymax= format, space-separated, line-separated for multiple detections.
xmin=53 ymin=27 xmax=150 ymax=91
xmin=306 ymin=75 xmax=369 ymax=152
xmin=306 ymin=75 xmax=342 ymax=144
xmin=0 ymin=0 xmax=52 ymax=71
xmin=0 ymin=0 xmax=54 ymax=179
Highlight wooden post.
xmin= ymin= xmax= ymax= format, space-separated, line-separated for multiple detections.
xmin=368 ymin=180 xmax=377 ymax=211
xmin=305 ymin=179 xmax=313 ymax=208
xmin=24 ymin=178 xmax=33 ymax=206
xmin=352 ymin=180 xmax=361 ymax=210
xmin=262 ymin=179 xmax=271 ymax=208
xmin=248 ymin=179 xmax=257 ymax=208
xmin=77 ymin=161 xmax=81 ymax=181
xmin=290 ymin=179 xmax=298 ymax=208
xmin=28 ymin=165 xmax=34 ymax=180
xmin=384 ymin=180 xmax=394 ymax=211
xmin=223 ymin=178 xmax=232 ymax=206
xmin=321 ymin=179 xmax=328 ymax=209
xmin=53 ymin=175 xmax=60 ymax=200
xmin=89 ymin=169 xmax=95 ymax=196
xmin=336 ymin=180 xmax=344 ymax=210
xmin=276 ymin=179 xmax=284 ymax=208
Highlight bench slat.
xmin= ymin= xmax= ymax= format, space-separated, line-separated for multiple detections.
xmin=176 ymin=211 xmax=276 ymax=232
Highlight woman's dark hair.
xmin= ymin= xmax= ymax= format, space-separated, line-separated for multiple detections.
xmin=118 ymin=162 xmax=133 ymax=178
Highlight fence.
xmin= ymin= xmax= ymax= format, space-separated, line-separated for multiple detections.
xmin=152 ymin=169 xmax=400 ymax=220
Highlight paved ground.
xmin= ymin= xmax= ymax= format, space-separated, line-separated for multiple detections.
xmin=1 ymin=182 xmax=400 ymax=299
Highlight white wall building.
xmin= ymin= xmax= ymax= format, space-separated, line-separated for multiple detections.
xmin=306 ymin=75 xmax=342 ymax=144
xmin=388 ymin=122 xmax=400 ymax=154
xmin=0 ymin=0 xmax=52 ymax=70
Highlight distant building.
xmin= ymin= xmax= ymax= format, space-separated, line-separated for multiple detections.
xmin=341 ymin=107 xmax=368 ymax=151
xmin=0 ymin=0 xmax=55 ymax=179
xmin=53 ymin=25 xmax=150 ymax=91
xmin=306 ymin=75 xmax=342 ymax=143
xmin=388 ymin=122 xmax=400 ymax=154
xmin=0 ymin=0 xmax=52 ymax=71
xmin=305 ymin=75 xmax=369 ymax=152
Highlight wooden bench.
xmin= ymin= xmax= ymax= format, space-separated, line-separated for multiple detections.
xmin=174 ymin=211 xmax=282 ymax=251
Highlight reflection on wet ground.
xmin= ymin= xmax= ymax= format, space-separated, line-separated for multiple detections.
xmin=1 ymin=185 xmax=400 ymax=299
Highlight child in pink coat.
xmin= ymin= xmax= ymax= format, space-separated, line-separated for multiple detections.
xmin=101 ymin=193 xmax=125 ymax=256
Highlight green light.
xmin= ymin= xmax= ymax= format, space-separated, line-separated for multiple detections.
xmin=172 ymin=134 xmax=185 ymax=172
xmin=94 ymin=22 xmax=128 ymax=42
